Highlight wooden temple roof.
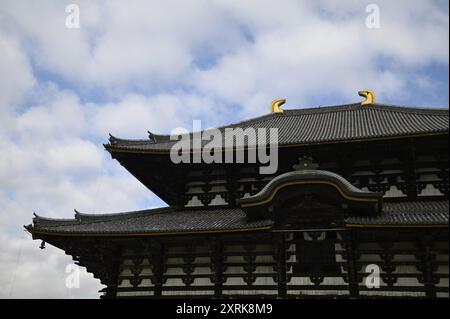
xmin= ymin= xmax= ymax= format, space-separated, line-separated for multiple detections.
xmin=27 ymin=207 xmax=273 ymax=236
xmin=345 ymin=201 xmax=449 ymax=227
xmin=26 ymin=101 xmax=449 ymax=238
xmin=105 ymin=103 xmax=448 ymax=154
xmin=26 ymin=201 xmax=448 ymax=236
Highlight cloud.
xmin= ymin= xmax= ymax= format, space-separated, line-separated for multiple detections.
xmin=0 ymin=86 xmax=159 ymax=299
xmin=193 ymin=0 xmax=448 ymax=116
xmin=0 ymin=233 xmax=103 ymax=299
xmin=15 ymin=91 xmax=86 ymax=138
xmin=2 ymin=1 xmax=447 ymax=109
xmin=1 ymin=0 xmax=249 ymax=91
xmin=0 ymin=30 xmax=35 ymax=119
xmin=91 ymin=92 xmax=228 ymax=138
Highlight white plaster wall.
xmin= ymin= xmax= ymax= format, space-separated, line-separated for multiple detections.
xmin=384 ymin=185 xmax=407 ymax=198
xmin=418 ymin=184 xmax=443 ymax=196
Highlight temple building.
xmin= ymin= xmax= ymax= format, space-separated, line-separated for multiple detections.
xmin=26 ymin=91 xmax=449 ymax=298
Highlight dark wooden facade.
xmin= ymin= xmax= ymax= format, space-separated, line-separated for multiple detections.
xmin=36 ymin=227 xmax=448 ymax=298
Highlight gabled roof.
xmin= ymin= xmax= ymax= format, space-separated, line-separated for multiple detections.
xmin=238 ymin=169 xmax=382 ymax=208
xmin=105 ymin=103 xmax=448 ymax=153
xmin=26 ymin=200 xmax=448 ymax=237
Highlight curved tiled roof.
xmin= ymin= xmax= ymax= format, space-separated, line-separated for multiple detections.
xmin=27 ymin=207 xmax=273 ymax=236
xmin=345 ymin=201 xmax=449 ymax=226
xmin=105 ymin=103 xmax=449 ymax=153
xmin=237 ymin=169 xmax=382 ymax=208
xmin=26 ymin=201 xmax=448 ymax=236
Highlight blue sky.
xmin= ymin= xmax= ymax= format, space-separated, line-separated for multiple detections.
xmin=0 ymin=0 xmax=448 ymax=298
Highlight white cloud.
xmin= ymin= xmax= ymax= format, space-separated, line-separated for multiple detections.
xmin=1 ymin=0 xmax=248 ymax=90
xmin=91 ymin=92 xmax=227 ymax=138
xmin=0 ymin=89 xmax=157 ymax=299
xmin=0 ymin=30 xmax=35 ymax=120
xmin=0 ymin=233 xmax=103 ymax=299
xmin=45 ymin=139 xmax=103 ymax=175
xmin=1 ymin=0 xmax=447 ymax=105
xmin=194 ymin=0 xmax=448 ymax=116
xmin=366 ymin=0 xmax=449 ymax=66
xmin=15 ymin=91 xmax=86 ymax=138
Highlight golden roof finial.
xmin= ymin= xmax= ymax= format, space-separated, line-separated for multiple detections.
xmin=271 ymin=98 xmax=285 ymax=113
xmin=358 ymin=90 xmax=376 ymax=105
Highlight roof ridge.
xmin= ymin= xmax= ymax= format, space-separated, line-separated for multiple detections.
xmin=32 ymin=213 xmax=79 ymax=227
xmin=369 ymin=104 xmax=449 ymax=115
xmin=31 ymin=207 xmax=173 ymax=227
xmin=75 ymin=206 xmax=171 ymax=217
xmin=74 ymin=209 xmax=174 ymax=226
xmin=104 ymin=103 xmax=448 ymax=151
xmin=33 ymin=214 xmax=76 ymax=222
xmin=283 ymin=103 xmax=448 ymax=116
xmin=74 ymin=207 xmax=173 ymax=223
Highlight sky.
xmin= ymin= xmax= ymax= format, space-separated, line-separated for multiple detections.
xmin=0 ymin=0 xmax=448 ymax=298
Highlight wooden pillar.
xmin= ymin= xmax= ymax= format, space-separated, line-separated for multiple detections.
xmin=211 ymin=238 xmax=224 ymax=297
xmin=420 ymin=236 xmax=437 ymax=298
xmin=275 ymin=234 xmax=287 ymax=297
xmin=343 ymin=230 xmax=359 ymax=298
xmin=107 ymin=249 xmax=121 ymax=298
xmin=404 ymin=139 xmax=418 ymax=199
xmin=151 ymin=241 xmax=164 ymax=297
xmin=98 ymin=243 xmax=121 ymax=299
